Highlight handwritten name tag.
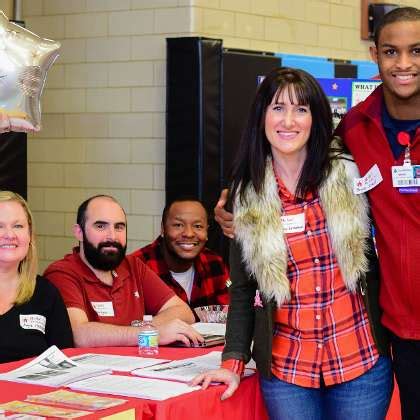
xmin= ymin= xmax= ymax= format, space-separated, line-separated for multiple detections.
xmin=91 ymin=301 xmax=115 ymax=317
xmin=20 ymin=314 xmax=46 ymax=334
xmin=353 ymin=164 xmax=383 ymax=194
xmin=281 ymin=213 xmax=305 ymax=233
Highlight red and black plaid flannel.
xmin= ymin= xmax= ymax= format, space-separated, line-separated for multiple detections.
xmin=131 ymin=237 xmax=230 ymax=309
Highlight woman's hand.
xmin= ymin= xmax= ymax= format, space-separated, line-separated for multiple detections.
xmin=0 ymin=113 xmax=40 ymax=134
xmin=0 ymin=113 xmax=11 ymax=133
xmin=190 ymin=368 xmax=240 ymax=400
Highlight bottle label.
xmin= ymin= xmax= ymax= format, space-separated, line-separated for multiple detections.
xmin=138 ymin=331 xmax=158 ymax=348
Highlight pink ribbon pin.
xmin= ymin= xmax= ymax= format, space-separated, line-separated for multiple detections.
xmin=254 ymin=290 xmax=263 ymax=308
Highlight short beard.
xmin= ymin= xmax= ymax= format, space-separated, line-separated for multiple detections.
xmin=82 ymin=234 xmax=126 ymax=271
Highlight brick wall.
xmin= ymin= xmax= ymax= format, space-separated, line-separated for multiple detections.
xmin=23 ymin=0 xmax=186 ymax=269
xmin=0 ymin=0 xmax=12 ymax=16
xmin=192 ymin=0 xmax=420 ymax=59
xmin=21 ymin=0 xmax=419 ymax=270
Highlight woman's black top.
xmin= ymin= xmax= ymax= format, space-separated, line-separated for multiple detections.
xmin=0 ymin=275 xmax=73 ymax=363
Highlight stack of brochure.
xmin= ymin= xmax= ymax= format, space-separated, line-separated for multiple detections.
xmin=0 ymin=400 xmax=91 ymax=418
xmin=0 ymin=390 xmax=127 ymax=418
xmin=175 ymin=323 xmax=226 ymax=348
xmin=69 ymin=375 xmax=201 ymax=400
xmin=70 ymin=353 xmax=169 ymax=372
xmin=0 ymin=346 xmax=256 ymax=403
xmin=26 ymin=389 xmax=127 ymax=410
xmin=0 ymin=346 xmax=201 ymax=401
xmin=132 ymin=351 xmax=255 ymax=383
xmin=0 ymin=346 xmax=111 ymax=387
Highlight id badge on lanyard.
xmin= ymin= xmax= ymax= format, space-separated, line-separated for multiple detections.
xmin=391 ymin=130 xmax=419 ymax=194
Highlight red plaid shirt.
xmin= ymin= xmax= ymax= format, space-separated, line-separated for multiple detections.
xmin=271 ymin=178 xmax=379 ymax=388
xmin=131 ymin=237 xmax=230 ymax=309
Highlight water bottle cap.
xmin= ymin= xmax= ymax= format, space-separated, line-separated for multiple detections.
xmin=143 ymin=315 xmax=153 ymax=322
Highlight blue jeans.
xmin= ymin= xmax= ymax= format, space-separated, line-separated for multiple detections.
xmin=260 ymin=356 xmax=393 ymax=420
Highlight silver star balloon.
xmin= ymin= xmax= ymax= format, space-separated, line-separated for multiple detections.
xmin=0 ymin=11 xmax=60 ymax=132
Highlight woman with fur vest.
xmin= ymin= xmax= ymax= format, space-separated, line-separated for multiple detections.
xmin=192 ymin=68 xmax=393 ymax=420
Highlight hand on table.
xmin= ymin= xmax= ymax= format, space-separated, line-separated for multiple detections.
xmin=190 ymin=368 xmax=240 ymax=400
xmin=214 ymin=189 xmax=235 ymax=239
xmin=157 ymin=319 xmax=204 ymax=346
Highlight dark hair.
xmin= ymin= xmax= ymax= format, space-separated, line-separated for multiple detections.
xmin=229 ymin=67 xmax=333 ymax=204
xmin=374 ymin=7 xmax=420 ymax=46
xmin=76 ymin=195 xmax=124 ymax=230
xmin=162 ymin=196 xmax=208 ymax=225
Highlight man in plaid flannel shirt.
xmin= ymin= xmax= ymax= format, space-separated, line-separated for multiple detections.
xmin=131 ymin=198 xmax=230 ymax=310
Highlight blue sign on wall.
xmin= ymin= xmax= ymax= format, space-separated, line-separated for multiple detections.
xmin=317 ymin=78 xmax=381 ymax=126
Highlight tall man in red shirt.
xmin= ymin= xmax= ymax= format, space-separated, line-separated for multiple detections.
xmin=213 ymin=8 xmax=420 ymax=418
xmin=132 ymin=198 xmax=229 ymax=310
xmin=336 ymin=9 xmax=420 ymax=420
xmin=45 ymin=195 xmax=202 ymax=348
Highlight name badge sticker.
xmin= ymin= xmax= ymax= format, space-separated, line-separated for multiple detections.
xmin=353 ymin=164 xmax=383 ymax=194
xmin=19 ymin=314 xmax=46 ymax=334
xmin=91 ymin=301 xmax=115 ymax=317
xmin=281 ymin=213 xmax=305 ymax=233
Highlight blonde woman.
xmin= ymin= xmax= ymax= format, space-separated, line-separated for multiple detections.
xmin=0 ymin=191 xmax=73 ymax=363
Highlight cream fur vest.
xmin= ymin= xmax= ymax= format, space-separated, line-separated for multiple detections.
xmin=234 ymin=154 xmax=370 ymax=307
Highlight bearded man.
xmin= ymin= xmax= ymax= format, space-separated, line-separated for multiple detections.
xmin=45 ymin=195 xmax=202 ymax=347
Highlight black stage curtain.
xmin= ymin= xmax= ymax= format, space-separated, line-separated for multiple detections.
xmin=0 ymin=132 xmax=27 ymax=199
xmin=166 ymin=37 xmax=223 ymax=209
xmin=222 ymin=50 xmax=279 ymax=186
xmin=166 ymin=37 xmax=223 ymax=252
xmin=166 ymin=38 xmax=278 ymax=256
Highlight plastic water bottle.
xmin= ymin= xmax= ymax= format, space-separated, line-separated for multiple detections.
xmin=137 ymin=315 xmax=159 ymax=356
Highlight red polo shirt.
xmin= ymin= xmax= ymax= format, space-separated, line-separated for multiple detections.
xmin=44 ymin=248 xmax=175 ymax=325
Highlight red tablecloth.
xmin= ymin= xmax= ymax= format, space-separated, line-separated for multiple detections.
xmin=0 ymin=346 xmax=402 ymax=419
xmin=0 ymin=346 xmax=269 ymax=420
